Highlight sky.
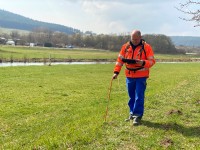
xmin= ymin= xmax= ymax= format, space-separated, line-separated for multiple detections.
xmin=0 ymin=0 xmax=199 ymax=36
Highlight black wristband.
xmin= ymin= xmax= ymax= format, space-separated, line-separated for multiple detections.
xmin=142 ymin=61 xmax=145 ymax=66
xmin=114 ymin=71 xmax=119 ymax=74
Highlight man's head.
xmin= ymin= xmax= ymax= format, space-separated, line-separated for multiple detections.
xmin=131 ymin=30 xmax=142 ymax=46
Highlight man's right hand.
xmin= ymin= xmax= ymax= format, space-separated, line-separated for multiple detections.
xmin=112 ymin=73 xmax=118 ymax=79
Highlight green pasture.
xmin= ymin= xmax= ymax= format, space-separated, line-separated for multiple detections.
xmin=0 ymin=46 xmax=117 ymax=61
xmin=0 ymin=45 xmax=200 ymax=62
xmin=0 ymin=63 xmax=199 ymax=149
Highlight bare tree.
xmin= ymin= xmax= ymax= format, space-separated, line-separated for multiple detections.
xmin=10 ymin=30 xmax=20 ymax=40
xmin=176 ymin=0 xmax=200 ymax=27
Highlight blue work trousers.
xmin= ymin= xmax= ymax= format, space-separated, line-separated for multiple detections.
xmin=126 ymin=77 xmax=147 ymax=118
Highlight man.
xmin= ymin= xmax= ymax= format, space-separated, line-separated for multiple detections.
xmin=112 ymin=30 xmax=155 ymax=125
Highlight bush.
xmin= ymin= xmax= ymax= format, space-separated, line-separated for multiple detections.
xmin=44 ymin=42 xmax=53 ymax=47
xmin=143 ymin=34 xmax=179 ymax=54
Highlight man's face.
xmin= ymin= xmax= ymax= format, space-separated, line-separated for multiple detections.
xmin=131 ymin=34 xmax=141 ymax=45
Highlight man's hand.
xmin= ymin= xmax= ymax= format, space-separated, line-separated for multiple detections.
xmin=135 ymin=59 xmax=145 ymax=66
xmin=112 ymin=73 xmax=118 ymax=79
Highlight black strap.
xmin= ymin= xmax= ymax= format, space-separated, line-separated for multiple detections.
xmin=126 ymin=67 xmax=144 ymax=72
xmin=129 ymin=41 xmax=136 ymax=51
xmin=139 ymin=44 xmax=147 ymax=59
xmin=129 ymin=40 xmax=147 ymax=60
xmin=122 ymin=58 xmax=137 ymax=64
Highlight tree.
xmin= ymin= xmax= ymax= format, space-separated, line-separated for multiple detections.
xmin=51 ymin=32 xmax=69 ymax=47
xmin=143 ymin=34 xmax=178 ymax=54
xmin=176 ymin=0 xmax=200 ymax=27
xmin=10 ymin=30 xmax=20 ymax=40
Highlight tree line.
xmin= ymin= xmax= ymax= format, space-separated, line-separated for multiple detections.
xmin=0 ymin=29 xmax=180 ymax=54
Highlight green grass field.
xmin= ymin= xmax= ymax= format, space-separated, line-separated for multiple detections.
xmin=0 ymin=45 xmax=200 ymax=62
xmin=0 ymin=63 xmax=199 ymax=149
xmin=0 ymin=46 xmax=118 ymax=61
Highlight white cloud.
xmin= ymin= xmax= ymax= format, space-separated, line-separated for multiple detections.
xmin=0 ymin=0 xmax=199 ymax=36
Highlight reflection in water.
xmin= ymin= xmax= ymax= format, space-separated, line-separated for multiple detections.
xmin=0 ymin=62 xmax=113 ymax=67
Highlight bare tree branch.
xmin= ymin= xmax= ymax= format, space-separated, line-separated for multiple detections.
xmin=176 ymin=0 xmax=200 ymax=27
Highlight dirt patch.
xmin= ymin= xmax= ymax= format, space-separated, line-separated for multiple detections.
xmin=162 ymin=124 xmax=172 ymax=130
xmin=160 ymin=138 xmax=173 ymax=148
xmin=196 ymin=100 xmax=200 ymax=105
xmin=167 ymin=109 xmax=182 ymax=115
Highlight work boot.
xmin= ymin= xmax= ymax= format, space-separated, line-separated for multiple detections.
xmin=125 ymin=114 xmax=134 ymax=122
xmin=133 ymin=116 xmax=141 ymax=126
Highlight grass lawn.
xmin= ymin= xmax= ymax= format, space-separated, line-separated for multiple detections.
xmin=0 ymin=63 xmax=199 ymax=149
xmin=0 ymin=45 xmax=200 ymax=62
xmin=0 ymin=46 xmax=118 ymax=61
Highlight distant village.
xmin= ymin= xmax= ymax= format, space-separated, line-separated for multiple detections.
xmin=1 ymin=30 xmax=199 ymax=54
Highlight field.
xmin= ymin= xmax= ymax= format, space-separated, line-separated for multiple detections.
xmin=0 ymin=46 xmax=118 ymax=62
xmin=0 ymin=45 xmax=200 ymax=63
xmin=0 ymin=62 xmax=200 ymax=149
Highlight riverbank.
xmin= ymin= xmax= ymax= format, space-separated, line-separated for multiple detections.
xmin=1 ymin=58 xmax=200 ymax=63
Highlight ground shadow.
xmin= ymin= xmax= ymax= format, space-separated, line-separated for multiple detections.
xmin=141 ymin=120 xmax=200 ymax=137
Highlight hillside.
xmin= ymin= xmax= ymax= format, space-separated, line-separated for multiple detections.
xmin=170 ymin=36 xmax=200 ymax=47
xmin=0 ymin=9 xmax=81 ymax=34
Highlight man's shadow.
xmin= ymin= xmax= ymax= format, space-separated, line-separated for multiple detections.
xmin=141 ymin=120 xmax=200 ymax=137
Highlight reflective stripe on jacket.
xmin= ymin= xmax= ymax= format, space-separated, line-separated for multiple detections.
xmin=114 ymin=41 xmax=155 ymax=78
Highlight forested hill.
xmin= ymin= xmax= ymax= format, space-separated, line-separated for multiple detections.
xmin=0 ymin=9 xmax=81 ymax=34
xmin=170 ymin=36 xmax=200 ymax=47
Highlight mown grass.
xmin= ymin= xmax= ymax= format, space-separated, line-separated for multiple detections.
xmin=0 ymin=46 xmax=117 ymax=61
xmin=0 ymin=63 xmax=199 ymax=149
xmin=0 ymin=45 xmax=200 ymax=62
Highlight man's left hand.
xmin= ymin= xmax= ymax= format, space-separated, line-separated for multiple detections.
xmin=135 ymin=60 xmax=145 ymax=66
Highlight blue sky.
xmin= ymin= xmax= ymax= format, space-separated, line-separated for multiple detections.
xmin=0 ymin=0 xmax=199 ymax=36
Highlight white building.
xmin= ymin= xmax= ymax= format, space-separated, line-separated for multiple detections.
xmin=6 ymin=40 xmax=15 ymax=46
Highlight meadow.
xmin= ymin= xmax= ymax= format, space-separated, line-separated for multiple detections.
xmin=1 ymin=45 xmax=200 ymax=63
xmin=0 ymin=46 xmax=117 ymax=62
xmin=0 ymin=62 xmax=200 ymax=149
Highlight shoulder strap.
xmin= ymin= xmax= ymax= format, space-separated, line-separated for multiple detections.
xmin=139 ymin=40 xmax=147 ymax=59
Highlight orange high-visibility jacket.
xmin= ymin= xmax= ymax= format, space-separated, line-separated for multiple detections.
xmin=114 ymin=41 xmax=155 ymax=78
